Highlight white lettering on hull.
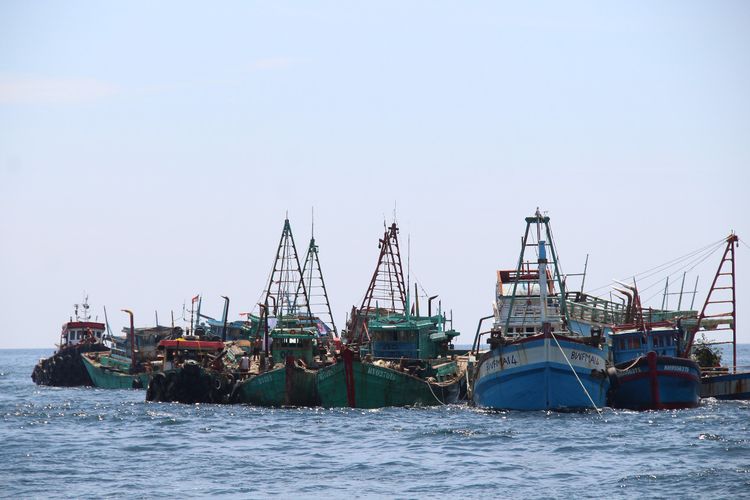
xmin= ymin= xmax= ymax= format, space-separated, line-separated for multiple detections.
xmin=478 ymin=339 xmax=606 ymax=379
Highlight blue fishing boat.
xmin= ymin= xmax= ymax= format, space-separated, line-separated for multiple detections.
xmin=608 ymin=325 xmax=701 ymax=410
xmin=470 ymin=211 xmax=609 ymax=411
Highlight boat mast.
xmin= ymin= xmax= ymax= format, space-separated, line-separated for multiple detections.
xmin=297 ymin=217 xmax=337 ymax=335
xmin=504 ymin=209 xmax=567 ymax=334
xmin=265 ymin=217 xmax=311 ymax=318
xmin=360 ymin=222 xmax=407 ymax=315
xmin=537 ymin=215 xmax=549 ymax=330
xmin=684 ymin=233 xmax=738 ymax=371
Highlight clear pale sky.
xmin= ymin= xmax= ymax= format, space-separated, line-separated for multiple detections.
xmin=1 ymin=1 xmax=748 ymax=349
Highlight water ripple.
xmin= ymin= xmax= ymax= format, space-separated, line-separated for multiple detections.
xmin=2 ymin=349 xmax=750 ymax=498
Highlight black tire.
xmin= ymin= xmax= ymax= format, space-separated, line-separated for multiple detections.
xmin=147 ymin=373 xmax=166 ymax=401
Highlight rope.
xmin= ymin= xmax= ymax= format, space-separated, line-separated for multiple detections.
xmin=425 ymin=377 xmax=447 ymax=405
xmin=550 ymin=331 xmax=603 ymax=417
xmin=618 ymin=356 xmax=642 ymax=372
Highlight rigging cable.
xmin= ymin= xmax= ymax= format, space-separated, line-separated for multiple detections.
xmin=584 ymin=236 xmax=727 ymax=295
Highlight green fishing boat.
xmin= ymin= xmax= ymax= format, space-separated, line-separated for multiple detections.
xmin=236 ymin=317 xmax=322 ymax=406
xmin=82 ymin=351 xmax=151 ymax=389
xmin=235 ymin=217 xmax=339 ymax=407
xmin=316 ymin=222 xmax=466 ymax=408
xmin=82 ymin=309 xmax=174 ymax=390
xmin=318 ymin=315 xmax=463 ymax=408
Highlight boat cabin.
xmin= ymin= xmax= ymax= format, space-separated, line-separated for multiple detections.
xmin=494 ymin=268 xmax=564 ymax=338
xmin=368 ymin=314 xmax=458 ymax=360
xmin=267 ymin=315 xmax=330 ymax=366
xmin=270 ymin=332 xmax=318 ymax=365
xmin=610 ymin=327 xmax=683 ymax=364
xmin=156 ymin=339 xmax=226 ymax=370
xmin=61 ymin=321 xmax=105 ymax=347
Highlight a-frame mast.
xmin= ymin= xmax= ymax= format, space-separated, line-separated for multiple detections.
xmin=360 ymin=222 xmax=407 ymax=314
xmin=297 ymin=226 xmax=337 ymax=335
xmin=504 ymin=209 xmax=568 ymax=334
xmin=265 ymin=218 xmax=311 ymax=317
xmin=683 ymin=233 xmax=738 ymax=370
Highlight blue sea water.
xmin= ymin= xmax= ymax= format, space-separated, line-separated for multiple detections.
xmin=1 ymin=347 xmax=749 ymax=499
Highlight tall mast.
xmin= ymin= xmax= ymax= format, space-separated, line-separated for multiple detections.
xmin=684 ymin=233 xmax=738 ymax=370
xmin=360 ymin=222 xmax=407 ymax=314
xmin=297 ymin=222 xmax=337 ymax=335
xmin=266 ymin=218 xmax=310 ymax=317
xmin=504 ymin=209 xmax=567 ymax=334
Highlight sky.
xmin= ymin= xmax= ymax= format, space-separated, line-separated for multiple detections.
xmin=1 ymin=1 xmax=749 ymax=349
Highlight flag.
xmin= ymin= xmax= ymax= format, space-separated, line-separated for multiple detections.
xmin=192 ymin=295 xmax=200 ymax=303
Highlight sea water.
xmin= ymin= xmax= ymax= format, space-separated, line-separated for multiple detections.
xmin=1 ymin=347 xmax=748 ymax=499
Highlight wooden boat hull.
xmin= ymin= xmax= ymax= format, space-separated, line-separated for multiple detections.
xmin=81 ymin=354 xmax=150 ymax=389
xmin=609 ymin=352 xmax=700 ymax=410
xmin=316 ymin=359 xmax=464 ymax=408
xmin=236 ymin=362 xmax=319 ymax=407
xmin=472 ymin=334 xmax=609 ymax=411
xmin=700 ymin=371 xmax=750 ymax=400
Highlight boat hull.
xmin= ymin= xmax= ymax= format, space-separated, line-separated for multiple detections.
xmin=472 ymin=334 xmax=609 ymax=411
xmin=609 ymin=352 xmax=700 ymax=410
xmin=81 ymin=354 xmax=150 ymax=389
xmin=31 ymin=342 xmax=109 ymax=387
xmin=147 ymin=363 xmax=234 ymax=404
xmin=700 ymin=371 xmax=750 ymax=400
xmin=236 ymin=361 xmax=319 ymax=407
xmin=316 ymin=358 xmax=464 ymax=408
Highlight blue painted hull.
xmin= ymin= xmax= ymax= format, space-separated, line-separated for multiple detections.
xmin=609 ymin=353 xmax=700 ymax=410
xmin=472 ymin=334 xmax=609 ymax=411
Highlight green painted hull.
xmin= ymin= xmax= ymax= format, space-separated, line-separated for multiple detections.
xmin=237 ymin=364 xmax=318 ymax=407
xmin=82 ymin=354 xmax=150 ymax=389
xmin=316 ymin=360 xmax=462 ymax=408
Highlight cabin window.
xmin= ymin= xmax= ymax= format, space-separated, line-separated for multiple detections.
xmin=526 ymin=327 xmax=534 ymax=333
xmin=70 ymin=331 xmax=77 ymax=340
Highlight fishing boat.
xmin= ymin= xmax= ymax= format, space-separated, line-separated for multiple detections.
xmin=31 ymin=297 xmax=109 ymax=387
xmin=146 ymin=337 xmax=234 ymax=404
xmin=235 ymin=217 xmax=339 ymax=407
xmin=144 ymin=293 xmax=260 ymax=403
xmin=316 ymin=222 xmax=466 ymax=408
xmin=608 ymin=325 xmax=700 ymax=410
xmin=82 ymin=310 xmax=176 ymax=389
xmin=470 ymin=211 xmax=609 ymax=411
xmin=236 ymin=315 xmax=327 ymax=406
